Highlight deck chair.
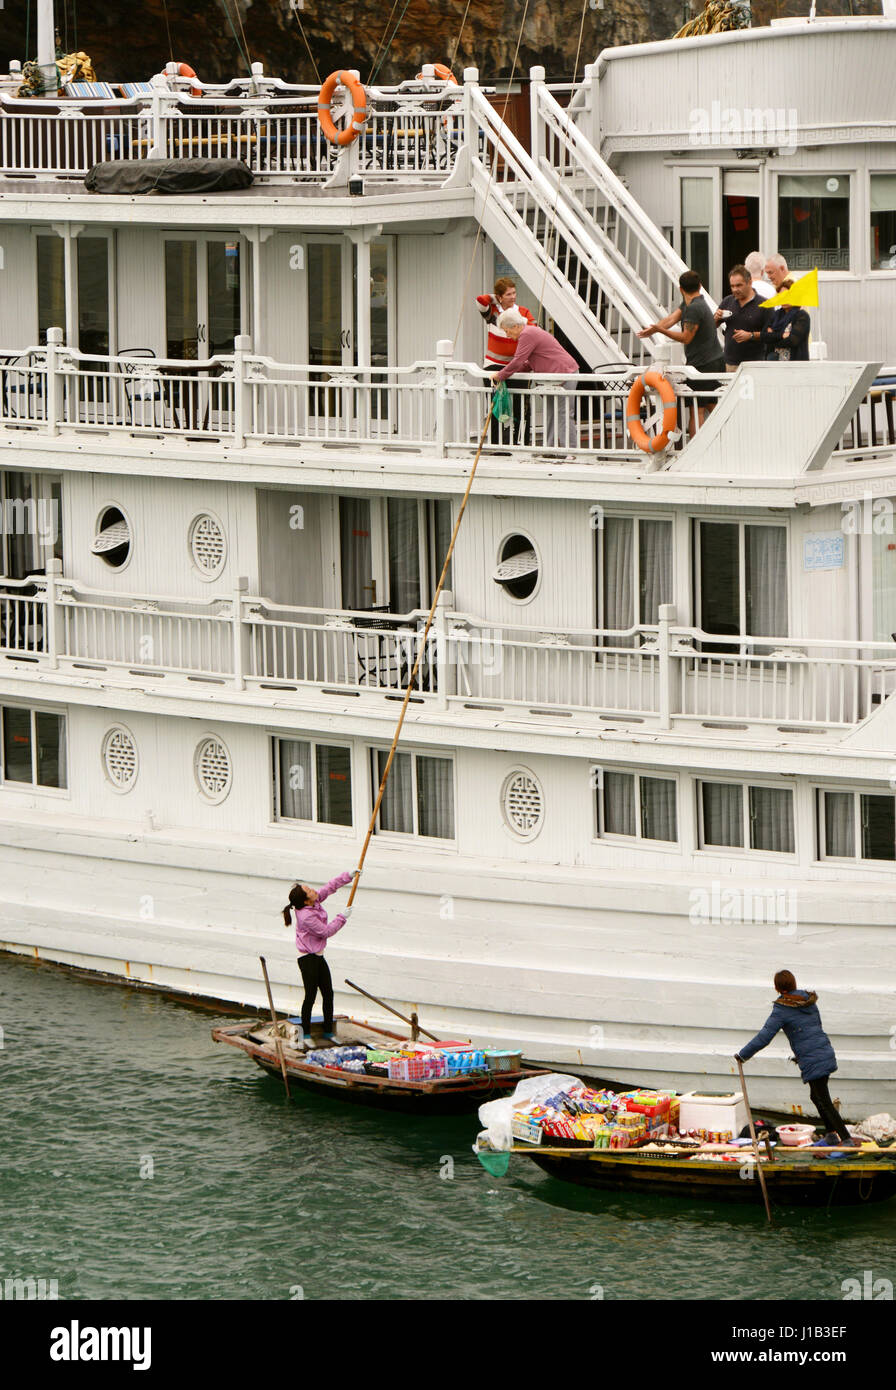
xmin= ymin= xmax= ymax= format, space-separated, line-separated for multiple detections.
xmin=63 ymin=81 xmax=117 ymax=99
xmin=119 ymin=82 xmax=155 ymax=100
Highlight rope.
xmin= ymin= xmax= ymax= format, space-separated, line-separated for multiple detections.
xmin=221 ymin=0 xmax=252 ymax=75
xmin=451 ymin=0 xmax=532 ymax=351
xmin=448 ymin=0 xmax=474 ymax=73
xmin=348 ymin=405 xmax=494 ymax=904
xmin=161 ymin=0 xmax=175 ymax=65
xmin=366 ymin=0 xmax=402 ymax=85
xmin=572 ymin=0 xmax=589 ymax=85
xmin=293 ymin=11 xmax=321 ymax=85
xmin=369 ymin=0 xmax=413 ymax=87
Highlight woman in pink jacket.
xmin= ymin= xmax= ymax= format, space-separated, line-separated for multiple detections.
xmin=282 ymin=871 xmax=356 ymax=1046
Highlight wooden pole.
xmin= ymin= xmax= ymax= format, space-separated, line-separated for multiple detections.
xmin=737 ymin=1057 xmax=773 ymax=1223
xmin=259 ymin=955 xmax=290 ymax=1098
xmin=347 ymin=404 xmax=494 ymax=906
xmin=344 ymin=977 xmax=443 ymax=1043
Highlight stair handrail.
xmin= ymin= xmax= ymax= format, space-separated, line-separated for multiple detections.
xmin=469 ymin=86 xmax=663 ymax=358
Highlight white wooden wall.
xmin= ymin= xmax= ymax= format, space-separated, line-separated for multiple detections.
xmin=0 ymin=222 xmax=38 ymax=340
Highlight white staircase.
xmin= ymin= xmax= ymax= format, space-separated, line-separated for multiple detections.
xmin=462 ymin=74 xmax=711 ymax=368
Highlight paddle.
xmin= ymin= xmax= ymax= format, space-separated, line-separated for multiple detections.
xmin=259 ymin=955 xmax=290 ymax=1098
xmin=344 ymin=977 xmax=444 ymax=1044
xmin=737 ymin=1057 xmax=772 ymax=1223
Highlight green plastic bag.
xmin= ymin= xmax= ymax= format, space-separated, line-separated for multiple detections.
xmin=491 ymin=380 xmax=512 ymax=427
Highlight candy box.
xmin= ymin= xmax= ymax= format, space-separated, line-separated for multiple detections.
xmin=511 ymin=1114 xmax=544 ymax=1145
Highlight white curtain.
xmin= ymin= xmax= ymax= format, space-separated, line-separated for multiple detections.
xmin=340 ymin=498 xmax=372 ymax=610
xmin=702 ymin=782 xmax=743 ymax=848
xmin=871 ymin=176 xmax=896 ymax=213
xmin=603 ymin=771 xmax=635 ymax=836
xmin=641 ymin=776 xmax=677 ymax=842
xmin=824 ymin=791 xmax=854 ymax=858
xmin=749 ymin=786 xmax=794 ymax=853
xmin=388 ymin=497 xmax=420 ymax=614
xmin=417 ymin=756 xmax=454 ymax=839
xmin=277 ymin=739 xmax=312 ymax=820
xmin=377 ymin=749 xmax=413 ymax=833
xmin=316 ymin=744 xmax=352 ymax=827
xmin=601 ymin=518 xmax=634 ymax=636
xmin=746 ymin=525 xmax=788 ymax=638
xmin=639 ymin=520 xmax=673 ymax=625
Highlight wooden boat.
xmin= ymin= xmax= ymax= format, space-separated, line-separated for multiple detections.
xmin=503 ymin=1143 xmax=896 ymax=1208
xmin=212 ymin=1015 xmax=546 ymax=1115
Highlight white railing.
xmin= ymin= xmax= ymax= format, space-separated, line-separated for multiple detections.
xmin=531 ymin=80 xmax=701 ymax=319
xmin=3 ymin=577 xmax=895 ymax=730
xmin=0 ymin=334 xmax=729 ymax=459
xmin=832 ymin=369 xmax=896 ymax=459
xmin=0 ymin=83 xmax=464 ymax=183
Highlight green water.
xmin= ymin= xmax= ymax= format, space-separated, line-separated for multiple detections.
xmin=1 ymin=953 xmax=894 ymax=1301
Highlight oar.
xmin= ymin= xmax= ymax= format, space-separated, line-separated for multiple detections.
xmin=737 ymin=1057 xmax=772 ymax=1224
xmin=344 ymin=977 xmax=443 ymax=1044
xmin=259 ymin=955 xmax=290 ymax=1098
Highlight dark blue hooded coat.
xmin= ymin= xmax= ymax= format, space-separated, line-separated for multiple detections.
xmin=738 ymin=990 xmax=837 ymax=1083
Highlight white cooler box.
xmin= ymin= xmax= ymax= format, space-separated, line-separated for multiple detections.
xmin=678 ymin=1091 xmax=747 ymax=1141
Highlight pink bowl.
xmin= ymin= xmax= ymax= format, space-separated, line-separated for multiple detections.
xmin=778 ymin=1123 xmax=817 ymax=1147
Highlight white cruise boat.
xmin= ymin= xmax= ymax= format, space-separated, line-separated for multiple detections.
xmin=1 ymin=5 xmax=895 ymax=1115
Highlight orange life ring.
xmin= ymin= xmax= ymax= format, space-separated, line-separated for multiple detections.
xmin=626 ymin=371 xmax=678 ymax=453
xmin=317 ymin=70 xmax=368 ymax=146
xmin=176 ymin=63 xmax=202 ymax=98
xmin=416 ymin=64 xmax=458 ymax=84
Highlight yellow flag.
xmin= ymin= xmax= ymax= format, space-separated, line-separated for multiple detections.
xmin=760 ymin=267 xmax=819 ymax=308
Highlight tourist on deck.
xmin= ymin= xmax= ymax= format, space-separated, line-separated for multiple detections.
xmin=494 ymin=310 xmax=579 ymax=455
xmin=714 ymin=264 xmax=769 ymax=370
xmin=282 ymin=871 xmax=355 ymax=1048
xmin=637 ymin=270 xmax=725 ymax=434
xmin=477 ymin=277 xmax=535 ymax=445
xmin=760 ymin=280 xmax=811 ymax=361
xmin=735 ymin=970 xmax=853 ymax=1144
xmin=745 ymin=251 xmax=774 ymax=302
xmin=764 ymin=253 xmax=790 ymax=293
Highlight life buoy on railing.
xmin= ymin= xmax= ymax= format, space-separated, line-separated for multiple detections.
xmin=416 ymin=64 xmax=458 ymax=84
xmin=626 ymin=371 xmax=678 ymax=453
xmin=175 ymin=63 xmax=203 ymax=97
xmin=317 ymin=70 xmax=368 ymax=146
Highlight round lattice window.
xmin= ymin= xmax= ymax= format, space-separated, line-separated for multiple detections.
xmin=189 ymin=513 xmax=226 ymax=579
xmin=194 ymin=736 xmax=232 ymax=803
xmin=102 ymin=725 xmax=138 ymax=792
xmin=501 ymin=766 xmax=544 ymax=840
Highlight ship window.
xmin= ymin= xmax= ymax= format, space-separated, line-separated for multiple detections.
xmin=77 ymin=237 xmax=111 ymax=355
xmin=698 ymin=780 xmax=794 ymax=854
xmin=596 ymin=516 xmax=673 ymax=645
xmin=817 ymin=789 xmax=896 ymax=862
xmin=273 ymin=738 xmax=352 ymax=828
xmin=494 ymin=533 xmax=538 ymax=601
xmin=502 ymin=766 xmax=544 ymax=841
xmin=870 ymin=175 xmax=896 ymax=271
xmin=102 ymin=725 xmax=138 ymax=792
xmin=371 ymin=749 xmax=454 ymax=840
xmin=0 ymin=705 xmax=66 ymax=789
xmin=194 ymin=735 xmax=232 ymax=804
xmin=694 ymin=520 xmax=787 ymax=652
xmin=596 ymin=770 xmax=677 ymax=843
xmin=37 ymin=235 xmax=65 ymax=345
xmin=778 ymin=174 xmax=850 ymax=272
xmin=92 ymin=506 xmax=131 ymax=569
xmin=0 ymin=471 xmax=62 ymax=579
xmin=189 ymin=513 xmax=226 ymax=579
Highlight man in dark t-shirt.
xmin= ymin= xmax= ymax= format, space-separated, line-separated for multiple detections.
xmin=714 ymin=264 xmax=769 ymax=369
xmin=638 ymin=269 xmax=725 ymax=433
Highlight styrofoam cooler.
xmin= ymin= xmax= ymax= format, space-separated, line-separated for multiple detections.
xmin=678 ymin=1091 xmax=747 ymax=1139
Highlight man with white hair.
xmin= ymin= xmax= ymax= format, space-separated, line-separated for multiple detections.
xmin=494 ymin=309 xmax=579 ymax=456
xmin=745 ymin=252 xmax=774 ymax=302
xmin=764 ymin=253 xmax=790 ymax=293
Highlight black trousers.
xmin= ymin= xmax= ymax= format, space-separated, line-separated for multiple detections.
xmin=297 ymin=953 xmax=334 ymax=1035
xmin=807 ymin=1075 xmax=851 ymax=1142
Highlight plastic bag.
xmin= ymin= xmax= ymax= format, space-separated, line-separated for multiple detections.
xmin=477 ymin=1072 xmax=583 ymax=1151
xmin=854 ymin=1113 xmax=896 ymax=1143
xmin=491 ymin=380 xmax=512 ymax=426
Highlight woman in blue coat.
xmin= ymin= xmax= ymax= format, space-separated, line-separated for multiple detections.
xmin=735 ymin=970 xmax=852 ymax=1142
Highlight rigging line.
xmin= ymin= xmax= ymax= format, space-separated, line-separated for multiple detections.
xmin=572 ymin=0 xmax=589 ymax=86
xmin=293 ymin=12 xmax=321 ymax=85
xmin=347 ymin=405 xmax=494 ymax=906
xmin=366 ymin=0 xmax=401 ymax=86
xmin=221 ymin=0 xmax=252 ymax=75
xmin=161 ymin=0 xmax=175 ymax=65
xmin=448 ymin=0 xmax=474 ymax=73
xmin=233 ymin=0 xmax=254 ymax=74
xmin=450 ymin=0 xmax=532 ymax=350
xmin=369 ymin=0 xmax=413 ymax=87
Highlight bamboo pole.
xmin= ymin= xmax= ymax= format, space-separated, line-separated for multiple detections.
xmin=737 ymin=1058 xmax=772 ymax=1222
xmin=259 ymin=955 xmax=290 ymax=1098
xmin=344 ymin=977 xmax=443 ymax=1043
xmin=347 ymin=404 xmax=494 ymax=906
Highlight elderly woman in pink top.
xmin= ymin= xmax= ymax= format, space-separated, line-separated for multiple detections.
xmin=282 ymin=871 xmax=355 ymax=1047
xmin=495 ymin=309 xmax=579 ymax=456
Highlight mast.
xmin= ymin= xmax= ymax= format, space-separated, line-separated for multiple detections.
xmin=37 ymin=0 xmax=57 ymax=94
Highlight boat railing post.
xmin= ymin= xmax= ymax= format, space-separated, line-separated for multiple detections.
xmin=43 ymin=557 xmax=62 ymax=670
xmin=433 ymin=588 xmax=453 ymax=711
xmin=232 ymin=575 xmax=249 ymax=691
xmin=657 ymin=602 xmax=676 ymax=729
xmin=232 ymin=333 xmax=251 ymax=448
xmin=44 ymin=326 xmax=63 ymax=437
xmin=463 ymin=65 xmax=478 ymax=169
xmin=529 ymin=66 xmax=546 ymax=174
xmin=149 ymin=73 xmax=170 ymax=159
xmin=435 ymin=338 xmax=452 ymax=458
